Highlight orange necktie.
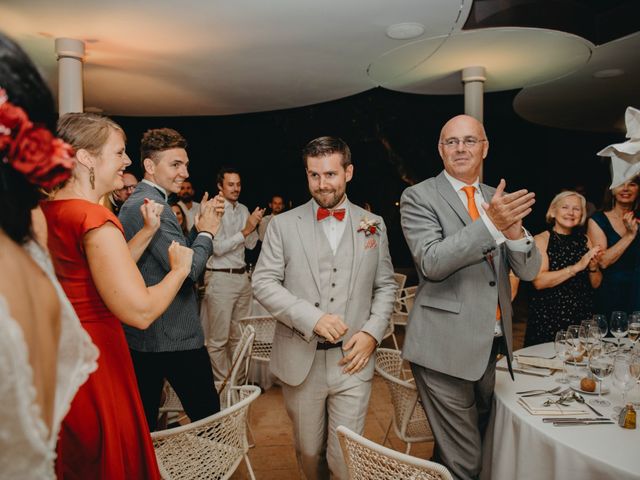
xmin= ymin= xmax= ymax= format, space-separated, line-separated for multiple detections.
xmin=462 ymin=185 xmax=501 ymax=321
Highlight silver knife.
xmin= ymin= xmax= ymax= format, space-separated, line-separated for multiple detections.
xmin=553 ymin=421 xmax=614 ymax=426
xmin=542 ymin=417 xmax=605 ymax=422
xmin=497 ymin=366 xmax=549 ymax=377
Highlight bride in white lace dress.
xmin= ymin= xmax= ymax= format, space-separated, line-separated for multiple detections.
xmin=0 ymin=32 xmax=98 ymax=479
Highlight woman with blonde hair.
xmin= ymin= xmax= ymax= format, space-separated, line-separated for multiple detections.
xmin=524 ymin=191 xmax=602 ymax=346
xmin=41 ymin=112 xmax=196 ymax=479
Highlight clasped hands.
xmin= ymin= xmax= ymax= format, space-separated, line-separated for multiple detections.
xmin=313 ymin=313 xmax=376 ymax=375
xmin=482 ymin=179 xmax=535 ymax=240
xmin=195 ymin=192 xmax=226 ymax=236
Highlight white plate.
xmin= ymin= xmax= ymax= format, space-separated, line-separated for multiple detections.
xmin=570 ymin=382 xmax=609 ymax=395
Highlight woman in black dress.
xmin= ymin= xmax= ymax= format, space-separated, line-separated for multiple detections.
xmin=524 ymin=191 xmax=603 ymax=346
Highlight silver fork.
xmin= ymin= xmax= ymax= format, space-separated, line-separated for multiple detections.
xmin=520 ymin=386 xmax=562 ymax=397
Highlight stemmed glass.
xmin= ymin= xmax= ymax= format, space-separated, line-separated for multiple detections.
xmin=592 ymin=314 xmax=608 ymax=339
xmin=612 ymin=354 xmax=635 ymax=414
xmin=554 ymin=330 xmax=570 ymax=384
xmin=610 ymin=311 xmax=629 ymax=350
xmin=630 ymin=353 xmax=640 ymax=407
xmin=628 ymin=312 xmax=640 ymax=348
xmin=588 ymin=344 xmax=614 ymax=407
xmin=579 ymin=324 xmax=598 ymax=358
xmin=566 ymin=325 xmax=582 ymax=380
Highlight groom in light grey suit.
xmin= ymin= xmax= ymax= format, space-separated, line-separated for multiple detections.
xmin=400 ymin=115 xmax=541 ymax=480
xmin=252 ymin=136 xmax=396 ymax=479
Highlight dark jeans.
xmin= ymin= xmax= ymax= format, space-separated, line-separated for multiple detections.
xmin=130 ymin=346 xmax=220 ymax=431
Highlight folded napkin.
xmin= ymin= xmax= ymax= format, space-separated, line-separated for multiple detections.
xmin=518 ymin=396 xmax=590 ymax=416
xmin=515 ymin=355 xmax=564 ymax=371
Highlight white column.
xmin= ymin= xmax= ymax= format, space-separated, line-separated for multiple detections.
xmin=55 ymin=38 xmax=85 ymax=115
xmin=461 ymin=66 xmax=486 ymax=124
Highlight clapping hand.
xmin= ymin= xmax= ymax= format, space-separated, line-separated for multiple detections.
xmin=482 ymin=179 xmax=535 ymax=240
xmin=140 ymin=198 xmax=164 ymax=233
xmin=242 ymin=206 xmax=265 ymax=236
xmin=577 ymin=246 xmax=602 ymax=272
xmin=622 ymin=211 xmax=638 ymax=238
xmin=195 ymin=192 xmax=225 ymax=236
xmin=168 ymin=240 xmax=193 ymax=277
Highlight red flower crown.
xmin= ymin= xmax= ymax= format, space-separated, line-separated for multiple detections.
xmin=0 ymin=88 xmax=75 ymax=189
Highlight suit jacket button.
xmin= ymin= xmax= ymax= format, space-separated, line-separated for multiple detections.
xmin=333 ymin=268 xmax=337 ymax=272
xmin=315 ymin=302 xmax=320 ymax=307
xmin=330 ymin=298 xmax=334 ymax=302
xmin=489 ymin=281 xmax=496 ymax=287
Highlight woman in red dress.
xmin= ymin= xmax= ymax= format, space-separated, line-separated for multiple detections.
xmin=42 ymin=113 xmax=195 ymax=479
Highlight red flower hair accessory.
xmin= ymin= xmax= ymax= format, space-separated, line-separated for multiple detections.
xmin=0 ymin=89 xmax=75 ymax=189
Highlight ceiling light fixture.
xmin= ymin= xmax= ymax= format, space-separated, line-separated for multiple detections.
xmin=386 ymin=22 xmax=425 ymax=40
xmin=592 ymin=68 xmax=624 ymax=79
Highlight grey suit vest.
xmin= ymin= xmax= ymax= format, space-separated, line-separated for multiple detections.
xmin=314 ymin=220 xmax=354 ymax=321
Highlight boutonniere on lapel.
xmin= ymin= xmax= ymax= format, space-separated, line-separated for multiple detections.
xmin=357 ymin=216 xmax=380 ymax=236
xmin=358 ymin=216 xmax=380 ymax=250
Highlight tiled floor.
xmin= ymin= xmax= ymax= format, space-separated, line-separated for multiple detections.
xmin=230 ymin=321 xmax=527 ymax=479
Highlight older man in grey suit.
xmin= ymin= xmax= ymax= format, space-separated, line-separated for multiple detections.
xmin=253 ymin=136 xmax=397 ymax=479
xmin=400 ymin=115 xmax=541 ymax=480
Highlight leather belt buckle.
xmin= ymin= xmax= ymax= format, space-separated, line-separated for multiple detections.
xmin=316 ymin=341 xmax=343 ymax=351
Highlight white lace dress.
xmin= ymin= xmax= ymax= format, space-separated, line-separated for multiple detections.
xmin=0 ymin=241 xmax=98 ymax=479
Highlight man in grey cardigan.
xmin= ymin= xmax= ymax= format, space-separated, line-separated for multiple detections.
xmin=119 ymin=127 xmax=224 ymax=431
xmin=400 ymin=115 xmax=541 ymax=480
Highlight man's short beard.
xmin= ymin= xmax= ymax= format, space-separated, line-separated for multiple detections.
xmin=179 ymin=193 xmax=194 ymax=202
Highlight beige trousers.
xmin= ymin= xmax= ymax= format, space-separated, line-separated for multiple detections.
xmin=201 ymin=271 xmax=252 ymax=380
xmin=281 ymin=348 xmax=372 ymax=480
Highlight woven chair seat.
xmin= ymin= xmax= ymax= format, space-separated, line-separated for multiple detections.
xmin=337 ymin=425 xmax=453 ymax=480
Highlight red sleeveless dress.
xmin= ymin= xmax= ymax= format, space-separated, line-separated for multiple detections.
xmin=42 ymin=199 xmax=160 ymax=480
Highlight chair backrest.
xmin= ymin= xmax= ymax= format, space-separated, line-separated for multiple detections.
xmin=337 ymin=425 xmax=453 ymax=480
xmin=151 ymin=385 xmax=261 ymax=480
xmin=218 ymin=325 xmax=255 ymax=407
xmin=238 ymin=315 xmax=276 ymax=362
xmin=374 ymin=348 xmax=422 ymax=437
xmin=393 ymin=272 xmax=407 ymax=296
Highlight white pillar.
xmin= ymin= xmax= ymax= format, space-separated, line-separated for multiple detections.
xmin=461 ymin=66 xmax=486 ymax=124
xmin=55 ymin=38 xmax=85 ymax=115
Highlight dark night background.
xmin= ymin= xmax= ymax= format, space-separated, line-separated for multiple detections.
xmin=114 ymin=87 xmax=618 ymax=269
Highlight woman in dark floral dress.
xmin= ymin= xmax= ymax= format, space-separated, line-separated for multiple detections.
xmin=525 ymin=191 xmax=602 ymax=346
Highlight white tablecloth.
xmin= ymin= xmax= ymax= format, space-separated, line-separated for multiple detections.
xmin=481 ymin=342 xmax=640 ymax=480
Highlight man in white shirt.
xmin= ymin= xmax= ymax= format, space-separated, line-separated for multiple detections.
xmin=177 ymin=179 xmax=200 ymax=230
xmin=201 ymin=167 xmax=264 ymax=379
xmin=258 ymin=194 xmax=285 ymax=241
xmin=400 ymin=115 xmax=541 ymax=480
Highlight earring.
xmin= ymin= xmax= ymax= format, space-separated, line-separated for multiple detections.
xmin=89 ymin=167 xmax=95 ymax=190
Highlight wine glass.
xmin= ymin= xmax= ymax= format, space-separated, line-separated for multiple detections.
xmin=554 ymin=330 xmax=570 ymax=384
xmin=610 ymin=311 xmax=629 ymax=350
xmin=592 ymin=314 xmax=608 ymax=339
xmin=630 ymin=352 xmax=640 ymax=407
xmin=579 ymin=323 xmax=598 ymax=357
xmin=566 ymin=325 xmax=582 ymax=380
xmin=628 ymin=312 xmax=640 ymax=348
xmin=588 ymin=344 xmax=614 ymax=407
xmin=612 ymin=354 xmax=635 ymax=414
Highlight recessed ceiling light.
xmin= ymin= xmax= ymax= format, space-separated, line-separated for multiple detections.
xmin=386 ymin=23 xmax=425 ymax=40
xmin=592 ymin=68 xmax=624 ymax=79
xmin=84 ymin=106 xmax=103 ymax=113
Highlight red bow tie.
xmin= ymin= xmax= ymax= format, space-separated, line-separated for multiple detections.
xmin=317 ymin=207 xmax=346 ymax=221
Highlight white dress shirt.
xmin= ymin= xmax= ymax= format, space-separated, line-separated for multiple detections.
xmin=208 ymin=200 xmax=258 ymax=269
xmin=312 ymin=197 xmax=349 ymax=255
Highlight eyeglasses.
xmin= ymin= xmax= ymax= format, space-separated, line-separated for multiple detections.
xmin=120 ymin=184 xmax=137 ymax=192
xmin=440 ymin=137 xmax=487 ymax=149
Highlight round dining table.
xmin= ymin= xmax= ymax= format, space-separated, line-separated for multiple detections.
xmin=480 ymin=342 xmax=640 ymax=480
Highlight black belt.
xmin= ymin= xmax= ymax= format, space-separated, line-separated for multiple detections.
xmin=316 ymin=341 xmax=343 ymax=351
xmin=207 ymin=267 xmax=246 ymax=274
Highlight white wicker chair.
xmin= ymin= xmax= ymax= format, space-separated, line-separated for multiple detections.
xmin=382 ymin=273 xmax=408 ymax=345
xmin=390 ymin=285 xmax=416 ymax=349
xmin=337 ymin=425 xmax=452 ymax=480
xmin=152 ymin=385 xmax=261 ymax=480
xmin=375 ymin=348 xmax=434 ymax=454
xmin=238 ymin=315 xmax=276 ymax=364
xmin=216 ymin=325 xmax=255 ymax=409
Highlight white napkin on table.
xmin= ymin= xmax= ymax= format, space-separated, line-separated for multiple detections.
xmin=518 ymin=396 xmax=590 ymax=416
